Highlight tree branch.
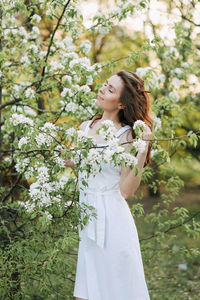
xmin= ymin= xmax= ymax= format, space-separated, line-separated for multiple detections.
xmin=140 ymin=210 xmax=200 ymax=242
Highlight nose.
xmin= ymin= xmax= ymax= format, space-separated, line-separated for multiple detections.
xmin=99 ymin=85 xmax=106 ymax=94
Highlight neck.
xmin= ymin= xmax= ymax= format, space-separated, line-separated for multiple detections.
xmin=100 ymin=111 xmax=120 ymax=125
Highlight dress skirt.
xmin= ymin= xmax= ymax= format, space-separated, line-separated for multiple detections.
xmin=73 ymin=188 xmax=150 ymax=300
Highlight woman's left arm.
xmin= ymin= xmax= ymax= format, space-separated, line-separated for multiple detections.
xmin=119 ymin=129 xmax=152 ymax=200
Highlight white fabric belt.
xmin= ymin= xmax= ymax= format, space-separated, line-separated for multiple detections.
xmin=79 ymin=188 xmax=121 ymax=249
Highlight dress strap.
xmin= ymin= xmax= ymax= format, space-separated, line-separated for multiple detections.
xmin=115 ymin=125 xmax=132 ymax=138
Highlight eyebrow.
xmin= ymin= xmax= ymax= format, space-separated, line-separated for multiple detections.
xmin=106 ymin=80 xmax=116 ymax=91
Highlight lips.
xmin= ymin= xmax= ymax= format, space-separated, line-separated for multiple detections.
xmin=97 ymin=95 xmax=104 ymax=100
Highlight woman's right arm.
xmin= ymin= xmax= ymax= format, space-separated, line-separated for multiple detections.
xmin=62 ymin=120 xmax=89 ymax=168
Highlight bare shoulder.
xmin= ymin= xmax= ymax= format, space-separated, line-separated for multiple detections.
xmin=79 ymin=120 xmax=90 ymax=131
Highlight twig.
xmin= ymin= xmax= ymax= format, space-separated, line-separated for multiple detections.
xmin=140 ymin=210 xmax=200 ymax=242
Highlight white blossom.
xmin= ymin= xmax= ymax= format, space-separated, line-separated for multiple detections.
xmin=69 ymin=57 xmax=91 ymax=69
xmin=32 ymin=14 xmax=41 ymax=23
xmin=15 ymin=157 xmax=30 ymax=173
xmin=18 ymin=200 xmax=36 ymax=212
xmin=55 ymin=36 xmax=76 ymax=52
xmin=136 ymin=66 xmax=152 ymax=77
xmin=29 ymin=44 xmax=38 ymax=54
xmin=133 ymin=120 xmax=150 ymax=139
xmin=31 ymin=26 xmax=40 ymax=36
xmin=20 ymin=55 xmax=31 ymax=65
xmin=99 ymin=120 xmax=116 ymax=140
xmin=103 ymin=148 xmax=116 ymax=163
xmin=49 ymin=60 xmax=65 ymax=71
xmin=63 ymin=75 xmax=72 ymax=84
xmin=101 ymin=120 xmax=114 ymax=127
xmin=77 ymin=129 xmax=89 ymax=142
xmin=86 ymin=75 xmax=93 ymax=85
xmin=54 ymin=153 xmax=65 ymax=168
xmin=18 ymin=137 xmax=30 ymax=149
xmin=10 ymin=113 xmax=34 ymax=127
xmin=44 ymin=211 xmax=53 ymax=220
xmin=18 ymin=27 xmax=28 ymax=39
xmin=158 ymin=74 xmax=166 ymax=84
xmin=24 ymin=166 xmax=34 ymax=180
xmin=59 ymin=173 xmax=70 ymax=189
xmin=64 ymin=201 xmax=73 ymax=208
xmin=153 ymin=116 xmax=162 ymax=131
xmin=35 ymin=133 xmax=53 ymax=147
xmin=4 ymin=157 xmax=12 ymax=163
xmin=80 ymin=85 xmax=91 ymax=93
xmin=25 ymin=87 xmax=35 ymax=99
xmin=132 ymin=138 xmax=147 ymax=153
xmin=40 ymin=50 xmax=47 ymax=57
xmin=37 ymin=166 xmax=49 ymax=183
xmin=151 ymin=149 xmax=159 ymax=159
xmin=98 ymin=26 xmax=110 ymax=34
xmin=87 ymin=148 xmax=102 ymax=162
xmin=133 ymin=120 xmax=148 ymax=132
xmin=29 ymin=181 xmax=52 ymax=208
xmin=120 ymin=152 xmax=138 ymax=167
xmin=66 ymin=127 xmax=77 ymax=137
xmin=80 ymin=148 xmax=102 ymax=176
xmin=171 ymin=78 xmax=180 ymax=87
xmin=12 ymin=84 xmax=22 ymax=94
xmin=182 ymin=62 xmax=189 ymax=68
xmin=107 ymin=138 xmax=120 ymax=148
xmin=11 ymin=105 xmax=37 ymax=117
xmin=61 ymin=88 xmax=74 ymax=98
xmin=169 ymin=91 xmax=180 ymax=102
xmin=65 ymin=102 xmax=78 ymax=113
xmin=42 ymin=122 xmax=57 ymax=135
xmin=80 ymin=40 xmax=92 ymax=54
xmin=4 ymin=61 xmax=12 ymax=67
xmin=174 ymin=68 xmax=182 ymax=75
xmin=164 ymin=47 xmax=179 ymax=57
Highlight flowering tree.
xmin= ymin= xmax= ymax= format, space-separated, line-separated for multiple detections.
xmin=0 ymin=0 xmax=200 ymax=298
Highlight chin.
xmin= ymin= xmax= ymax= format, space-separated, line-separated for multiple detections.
xmin=96 ymin=99 xmax=102 ymax=108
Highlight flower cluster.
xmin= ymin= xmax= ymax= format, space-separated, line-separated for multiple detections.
xmin=18 ymin=163 xmax=71 ymax=212
xmin=25 ymin=87 xmax=36 ymax=99
xmin=132 ymin=138 xmax=147 ymax=153
xmin=98 ymin=120 xmax=117 ymax=141
xmin=10 ymin=113 xmax=34 ymax=127
xmin=80 ymin=148 xmax=102 ymax=176
xmin=35 ymin=122 xmax=57 ymax=147
xmin=136 ymin=67 xmax=160 ymax=89
xmin=133 ymin=120 xmax=149 ymax=137
xmin=153 ymin=116 xmax=162 ymax=132
xmin=35 ymin=133 xmax=53 ymax=147
xmin=15 ymin=157 xmax=30 ymax=173
xmin=80 ymin=40 xmax=92 ymax=55
xmin=18 ymin=137 xmax=30 ymax=149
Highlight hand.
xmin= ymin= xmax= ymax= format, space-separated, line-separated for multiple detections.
xmin=61 ymin=149 xmax=75 ymax=168
xmin=64 ymin=158 xmax=75 ymax=168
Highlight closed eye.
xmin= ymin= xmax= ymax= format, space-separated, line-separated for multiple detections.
xmin=103 ymin=83 xmax=113 ymax=93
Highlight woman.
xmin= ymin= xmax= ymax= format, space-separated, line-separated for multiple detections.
xmin=67 ymin=70 xmax=153 ymax=300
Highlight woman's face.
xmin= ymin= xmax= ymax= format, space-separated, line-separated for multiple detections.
xmin=96 ymin=75 xmax=125 ymax=112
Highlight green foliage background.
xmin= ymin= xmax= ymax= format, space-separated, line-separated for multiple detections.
xmin=0 ymin=0 xmax=200 ymax=299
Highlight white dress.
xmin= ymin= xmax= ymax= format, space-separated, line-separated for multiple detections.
xmin=73 ymin=120 xmax=150 ymax=300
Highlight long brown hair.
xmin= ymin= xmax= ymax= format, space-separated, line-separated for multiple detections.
xmin=90 ymin=70 xmax=154 ymax=166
